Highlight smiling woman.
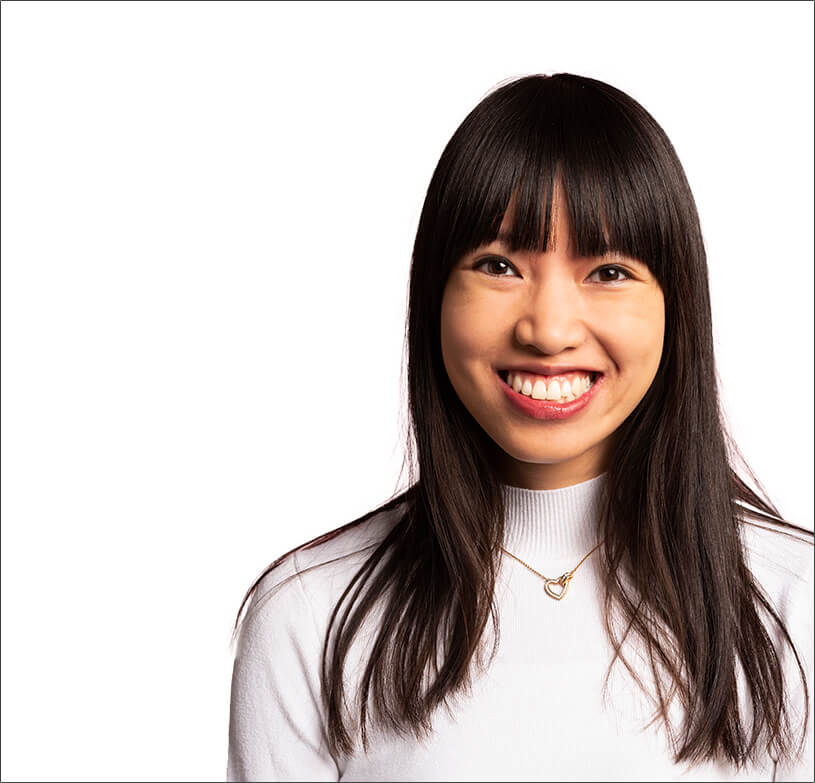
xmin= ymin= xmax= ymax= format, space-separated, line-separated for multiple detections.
xmin=227 ymin=74 xmax=814 ymax=782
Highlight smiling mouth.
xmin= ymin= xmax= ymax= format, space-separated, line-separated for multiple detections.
xmin=497 ymin=369 xmax=601 ymax=402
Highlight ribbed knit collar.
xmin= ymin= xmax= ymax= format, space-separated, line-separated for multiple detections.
xmin=500 ymin=472 xmax=608 ymax=563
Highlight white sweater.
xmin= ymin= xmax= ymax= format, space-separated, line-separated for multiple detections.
xmin=227 ymin=474 xmax=814 ymax=781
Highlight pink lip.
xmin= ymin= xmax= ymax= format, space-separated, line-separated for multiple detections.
xmin=497 ymin=370 xmax=605 ymax=420
xmin=501 ymin=363 xmax=601 ymax=376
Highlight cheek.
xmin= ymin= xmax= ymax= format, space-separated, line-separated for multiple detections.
xmin=629 ymin=301 xmax=666 ymax=374
xmin=644 ymin=296 xmax=666 ymax=363
xmin=439 ymin=303 xmax=463 ymax=380
xmin=440 ymin=291 xmax=489 ymax=368
xmin=598 ymin=297 xmax=665 ymax=371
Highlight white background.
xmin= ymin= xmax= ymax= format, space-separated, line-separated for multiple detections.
xmin=1 ymin=1 xmax=812 ymax=780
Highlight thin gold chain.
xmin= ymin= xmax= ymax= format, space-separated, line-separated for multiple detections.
xmin=499 ymin=540 xmax=604 ymax=599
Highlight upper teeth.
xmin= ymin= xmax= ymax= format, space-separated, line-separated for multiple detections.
xmin=507 ymin=371 xmax=594 ymax=401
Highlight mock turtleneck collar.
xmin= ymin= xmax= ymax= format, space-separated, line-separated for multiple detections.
xmin=501 ymin=472 xmax=608 ymax=561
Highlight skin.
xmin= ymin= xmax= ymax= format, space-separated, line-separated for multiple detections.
xmin=440 ymin=183 xmax=665 ymax=490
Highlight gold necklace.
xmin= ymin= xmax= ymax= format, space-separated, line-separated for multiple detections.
xmin=499 ymin=540 xmax=604 ymax=601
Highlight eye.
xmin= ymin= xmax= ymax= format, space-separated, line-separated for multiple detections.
xmin=587 ymin=265 xmax=633 ymax=285
xmin=474 ymin=257 xmax=634 ymax=284
xmin=473 ymin=256 xmax=518 ymax=277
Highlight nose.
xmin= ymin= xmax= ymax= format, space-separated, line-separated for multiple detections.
xmin=513 ymin=275 xmax=586 ymax=355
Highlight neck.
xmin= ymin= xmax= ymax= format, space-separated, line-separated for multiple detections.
xmin=501 ymin=472 xmax=608 ymax=561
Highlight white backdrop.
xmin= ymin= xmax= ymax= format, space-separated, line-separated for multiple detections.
xmin=1 ymin=1 xmax=812 ymax=780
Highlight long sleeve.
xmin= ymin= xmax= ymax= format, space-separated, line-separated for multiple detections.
xmin=227 ymin=553 xmax=340 ymax=782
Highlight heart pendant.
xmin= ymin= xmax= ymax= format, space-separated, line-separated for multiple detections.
xmin=543 ymin=575 xmax=571 ymax=601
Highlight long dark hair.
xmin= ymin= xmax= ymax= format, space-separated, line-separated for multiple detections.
xmin=233 ymin=73 xmax=812 ymax=770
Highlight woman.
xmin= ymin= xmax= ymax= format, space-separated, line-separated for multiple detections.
xmin=227 ymin=73 xmax=813 ymax=781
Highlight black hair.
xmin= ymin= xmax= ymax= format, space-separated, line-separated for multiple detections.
xmin=234 ymin=73 xmax=812 ymax=772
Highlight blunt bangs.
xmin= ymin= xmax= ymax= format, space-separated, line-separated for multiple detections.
xmin=433 ymin=74 xmax=687 ymax=288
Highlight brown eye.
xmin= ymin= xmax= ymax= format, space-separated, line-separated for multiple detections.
xmin=473 ymin=256 xmax=518 ymax=277
xmin=588 ymin=265 xmax=632 ymax=285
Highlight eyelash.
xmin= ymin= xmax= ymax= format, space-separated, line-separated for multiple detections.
xmin=473 ymin=256 xmax=633 ymax=285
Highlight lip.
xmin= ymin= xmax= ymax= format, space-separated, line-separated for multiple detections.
xmin=500 ymin=363 xmax=602 ymax=377
xmin=497 ymin=369 xmax=605 ymax=420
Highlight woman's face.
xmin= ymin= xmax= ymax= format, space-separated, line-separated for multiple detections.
xmin=440 ymin=186 xmax=665 ymax=490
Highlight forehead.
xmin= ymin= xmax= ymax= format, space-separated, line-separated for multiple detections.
xmin=485 ymin=181 xmax=597 ymax=257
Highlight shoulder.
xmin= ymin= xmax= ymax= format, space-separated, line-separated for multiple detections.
xmin=227 ymin=503 xmax=410 ymax=782
xmin=740 ymin=516 xmax=814 ymax=603
xmin=294 ymin=497 xmax=408 ymax=574
xmin=739 ymin=515 xmax=813 ymax=651
xmin=238 ymin=498 xmax=409 ymax=649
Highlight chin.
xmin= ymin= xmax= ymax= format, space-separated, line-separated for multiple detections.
xmin=502 ymin=441 xmax=592 ymax=465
